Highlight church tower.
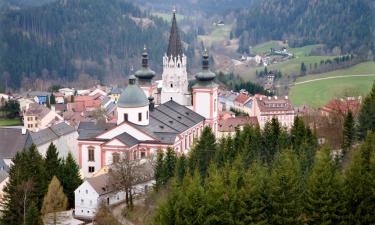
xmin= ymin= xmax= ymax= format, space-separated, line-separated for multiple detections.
xmin=161 ymin=10 xmax=189 ymax=105
xmin=135 ymin=46 xmax=156 ymax=98
xmin=192 ymin=50 xmax=219 ymax=135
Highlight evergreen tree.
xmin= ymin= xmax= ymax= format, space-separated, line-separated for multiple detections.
xmin=25 ymin=201 xmax=43 ymax=225
xmin=0 ymin=144 xmax=47 ymax=225
xmin=304 ymin=147 xmax=345 ymax=224
xmin=342 ymin=111 xmax=355 ymax=154
xmin=46 ymin=96 xmax=51 ymax=108
xmin=163 ymin=147 xmax=177 ymax=184
xmin=344 ymin=132 xmax=375 ymax=224
xmin=41 ymin=176 xmax=68 ymax=224
xmin=154 ymin=149 xmax=164 ymax=189
xmin=50 ymin=94 xmax=56 ymax=105
xmin=60 ymin=153 xmax=82 ymax=208
xmin=269 ymin=150 xmax=302 ymax=225
xmin=175 ymin=155 xmax=187 ymax=184
xmin=262 ymin=118 xmax=282 ymax=164
xmin=45 ymin=143 xmax=62 ymax=183
xmin=189 ymin=126 xmax=216 ymax=179
xmin=358 ymin=81 xmax=375 ymax=138
xmin=238 ymin=162 xmax=270 ymax=225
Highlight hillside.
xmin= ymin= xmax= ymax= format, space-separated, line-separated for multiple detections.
xmin=235 ymin=0 xmax=374 ymax=57
xmin=0 ymin=0 xmax=176 ymax=89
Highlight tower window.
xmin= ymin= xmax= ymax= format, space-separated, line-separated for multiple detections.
xmin=88 ymin=166 xmax=95 ymax=173
xmin=170 ymin=83 xmax=173 ymax=88
xmin=138 ymin=112 xmax=142 ymax=122
xmin=124 ymin=113 xmax=128 ymax=122
xmin=88 ymin=147 xmax=95 ymax=162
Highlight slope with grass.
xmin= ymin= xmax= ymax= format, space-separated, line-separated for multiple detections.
xmin=0 ymin=118 xmax=22 ymax=126
xmin=289 ymin=62 xmax=375 ymax=107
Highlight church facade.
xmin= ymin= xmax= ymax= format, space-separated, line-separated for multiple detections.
xmin=77 ymin=12 xmax=218 ymax=177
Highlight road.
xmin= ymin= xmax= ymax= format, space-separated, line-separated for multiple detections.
xmin=292 ymin=74 xmax=375 ymax=85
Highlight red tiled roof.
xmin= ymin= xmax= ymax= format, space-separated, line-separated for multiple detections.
xmin=235 ymin=94 xmax=251 ymax=104
xmin=321 ymin=98 xmax=361 ymax=116
xmin=256 ymin=96 xmax=294 ymax=113
xmin=218 ymin=116 xmax=258 ymax=132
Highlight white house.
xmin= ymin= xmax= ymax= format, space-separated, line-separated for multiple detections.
xmin=59 ymin=88 xmax=76 ymax=97
xmin=74 ymin=173 xmax=154 ymax=220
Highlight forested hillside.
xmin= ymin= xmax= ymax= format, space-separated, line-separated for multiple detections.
xmin=0 ymin=0 xmax=179 ymax=89
xmin=235 ymin=0 xmax=374 ymax=57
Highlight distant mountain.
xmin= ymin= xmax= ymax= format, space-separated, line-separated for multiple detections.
xmin=235 ymin=0 xmax=374 ymax=57
xmin=0 ymin=0 xmax=55 ymax=7
xmin=0 ymin=0 xmax=182 ymax=89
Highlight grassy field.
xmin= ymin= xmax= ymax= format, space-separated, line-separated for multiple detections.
xmin=296 ymin=61 xmax=375 ymax=82
xmin=289 ymin=76 xmax=375 ymax=107
xmin=198 ymin=25 xmax=232 ymax=47
xmin=0 ymin=118 xmax=22 ymax=126
xmin=252 ymin=41 xmax=286 ymax=54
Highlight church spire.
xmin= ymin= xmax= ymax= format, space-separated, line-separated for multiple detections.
xmin=167 ymin=9 xmax=183 ymax=58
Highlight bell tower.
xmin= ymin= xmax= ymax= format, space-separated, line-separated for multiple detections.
xmin=192 ymin=50 xmax=219 ymax=135
xmin=161 ymin=9 xmax=189 ymax=106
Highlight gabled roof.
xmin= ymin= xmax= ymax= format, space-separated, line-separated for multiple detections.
xmin=86 ymin=173 xmax=109 ymax=195
xmin=0 ymin=128 xmax=33 ymax=159
xmin=235 ymin=94 xmax=251 ymax=104
xmin=167 ymin=12 xmax=183 ymax=58
xmin=219 ymin=116 xmax=258 ymax=132
xmin=115 ymin=132 xmax=139 ymax=147
xmin=31 ymin=122 xmax=75 ymax=146
xmin=78 ymin=122 xmax=117 ymax=140
xmin=25 ymin=103 xmax=51 ymax=118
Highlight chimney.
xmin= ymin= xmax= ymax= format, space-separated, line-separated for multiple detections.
xmin=21 ymin=128 xmax=27 ymax=135
xmin=148 ymin=96 xmax=155 ymax=111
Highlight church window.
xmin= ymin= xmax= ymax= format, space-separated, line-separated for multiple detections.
xmin=88 ymin=147 xmax=95 ymax=162
xmin=88 ymin=166 xmax=95 ymax=173
xmin=170 ymin=83 xmax=173 ymax=88
xmin=138 ymin=112 xmax=142 ymax=122
xmin=146 ymin=111 xmax=149 ymax=120
xmin=112 ymin=152 xmax=120 ymax=164
xmin=124 ymin=113 xmax=128 ymax=122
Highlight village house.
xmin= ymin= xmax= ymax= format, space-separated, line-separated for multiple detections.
xmin=53 ymin=92 xmax=66 ymax=104
xmin=233 ymin=93 xmax=252 ymax=113
xmin=74 ymin=171 xmax=154 ymax=220
xmin=23 ymin=103 xmax=63 ymax=131
xmin=218 ymin=116 xmax=258 ymax=138
xmin=59 ymin=88 xmax=75 ymax=97
xmin=30 ymin=122 xmax=79 ymax=160
xmin=320 ymin=97 xmax=362 ymax=118
xmin=109 ymin=87 xmax=122 ymax=103
xmin=254 ymin=96 xmax=295 ymax=129
xmin=218 ymin=91 xmax=237 ymax=111
xmin=25 ymin=91 xmax=51 ymax=105
xmin=0 ymin=128 xmax=33 ymax=168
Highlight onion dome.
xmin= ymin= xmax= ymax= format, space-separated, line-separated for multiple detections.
xmin=118 ymin=75 xmax=149 ymax=108
xmin=134 ymin=46 xmax=155 ymax=82
xmin=195 ymin=49 xmax=216 ymax=82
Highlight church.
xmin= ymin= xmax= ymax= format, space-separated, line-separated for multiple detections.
xmin=77 ymin=11 xmax=219 ymax=177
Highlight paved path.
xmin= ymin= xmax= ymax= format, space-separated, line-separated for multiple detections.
xmin=292 ymin=74 xmax=375 ymax=85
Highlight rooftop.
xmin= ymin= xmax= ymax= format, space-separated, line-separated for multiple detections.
xmin=219 ymin=116 xmax=258 ymax=132
xmin=0 ymin=128 xmax=33 ymax=159
xmin=31 ymin=122 xmax=75 ymax=146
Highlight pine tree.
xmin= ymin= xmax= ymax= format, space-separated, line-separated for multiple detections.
xmin=342 ymin=111 xmax=355 ymax=155
xmin=60 ymin=153 xmax=82 ymax=208
xmin=269 ymin=150 xmax=302 ymax=225
xmin=41 ymin=176 xmax=68 ymax=224
xmin=344 ymin=132 xmax=375 ymax=224
xmin=25 ymin=201 xmax=43 ymax=225
xmin=175 ymin=155 xmax=187 ymax=184
xmin=358 ymin=81 xmax=375 ymax=139
xmin=50 ymin=94 xmax=56 ymax=105
xmin=45 ymin=143 xmax=62 ymax=183
xmin=238 ymin=162 xmax=270 ymax=225
xmin=163 ymin=147 xmax=177 ymax=185
xmin=262 ymin=118 xmax=282 ymax=164
xmin=189 ymin=126 xmax=216 ymax=180
xmin=304 ymin=147 xmax=345 ymax=224
xmin=0 ymin=144 xmax=47 ymax=225
xmin=154 ymin=149 xmax=164 ymax=189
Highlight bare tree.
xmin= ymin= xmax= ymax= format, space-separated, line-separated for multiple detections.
xmin=16 ymin=179 xmax=34 ymax=225
xmin=108 ymin=153 xmax=153 ymax=209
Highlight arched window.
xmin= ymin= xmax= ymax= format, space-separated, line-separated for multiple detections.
xmin=170 ymin=83 xmax=173 ymax=88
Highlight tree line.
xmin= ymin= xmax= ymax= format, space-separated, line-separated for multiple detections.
xmin=235 ymin=0 xmax=374 ymax=60
xmin=151 ymin=82 xmax=375 ymax=224
xmin=0 ymin=143 xmax=82 ymax=225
